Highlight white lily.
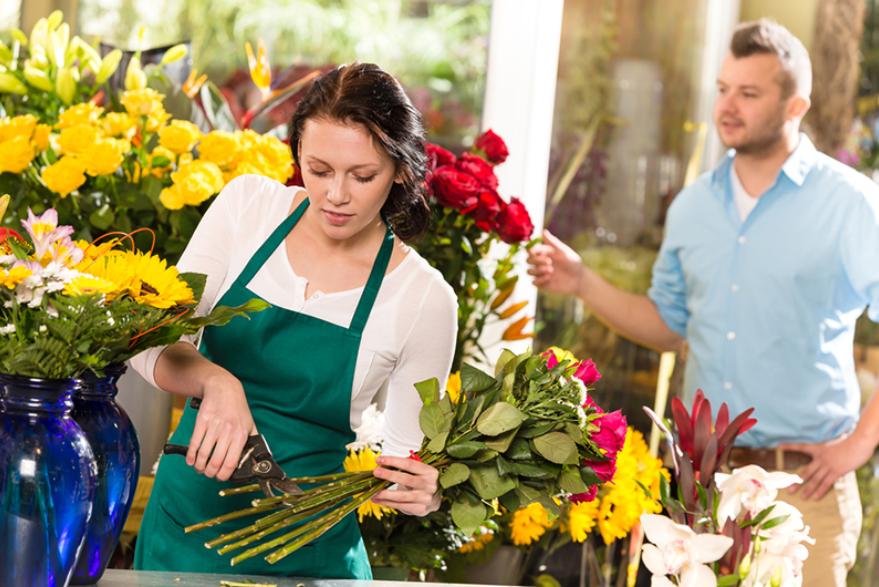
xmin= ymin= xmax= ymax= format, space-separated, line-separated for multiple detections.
xmin=714 ymin=465 xmax=802 ymax=524
xmin=640 ymin=514 xmax=733 ymax=587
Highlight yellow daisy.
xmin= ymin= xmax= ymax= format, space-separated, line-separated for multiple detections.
xmin=130 ymin=252 xmax=195 ymax=309
xmin=0 ymin=265 xmax=32 ymax=289
xmin=510 ymin=502 xmax=553 ymax=546
xmin=343 ymin=447 xmax=394 ymax=522
xmin=63 ymin=274 xmax=117 ymax=297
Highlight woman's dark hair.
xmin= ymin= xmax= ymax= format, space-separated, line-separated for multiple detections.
xmin=289 ymin=63 xmax=430 ymax=241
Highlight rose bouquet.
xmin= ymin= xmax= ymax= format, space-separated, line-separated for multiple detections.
xmin=0 ymin=197 xmax=267 ymax=379
xmin=641 ymin=391 xmax=813 ymax=587
xmin=183 ymin=347 xmax=618 ymax=567
xmin=416 ymin=130 xmax=536 ymax=370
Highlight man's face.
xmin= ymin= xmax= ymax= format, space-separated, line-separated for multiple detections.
xmin=713 ymin=53 xmax=793 ymax=155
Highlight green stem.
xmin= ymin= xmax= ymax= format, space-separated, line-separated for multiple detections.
xmin=251 ymin=474 xmax=375 ymax=508
xmin=219 ymin=483 xmax=261 ymax=496
xmin=215 ymin=504 xmax=325 ymax=555
xmin=183 ymin=503 xmax=277 ymax=534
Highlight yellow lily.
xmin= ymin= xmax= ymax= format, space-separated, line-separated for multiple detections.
xmin=23 ymin=65 xmax=53 ymax=92
xmin=124 ymin=56 xmax=146 ymax=91
xmin=182 ymin=68 xmax=208 ymax=98
xmin=160 ymin=44 xmax=188 ymax=66
xmin=55 ymin=66 xmax=77 ymax=104
xmin=95 ymin=49 xmax=122 ymax=85
xmin=245 ymin=39 xmax=272 ymax=95
xmin=0 ymin=72 xmax=27 ymax=94
xmin=501 ymin=315 xmax=534 ymax=341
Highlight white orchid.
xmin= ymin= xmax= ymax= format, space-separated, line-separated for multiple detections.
xmin=714 ymin=465 xmax=802 ymax=524
xmin=641 ymin=514 xmax=733 ymax=587
xmin=346 ymin=403 xmax=385 ymax=452
xmin=740 ymin=501 xmax=813 ymax=587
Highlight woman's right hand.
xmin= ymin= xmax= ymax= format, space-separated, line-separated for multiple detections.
xmin=186 ymin=370 xmax=256 ymax=481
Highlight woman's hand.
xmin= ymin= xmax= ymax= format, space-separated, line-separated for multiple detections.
xmin=371 ymin=455 xmax=441 ymax=516
xmin=186 ymin=370 xmax=256 ymax=482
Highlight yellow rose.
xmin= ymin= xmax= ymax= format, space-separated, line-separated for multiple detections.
xmin=41 ymin=156 xmax=87 ymax=197
xmin=32 ymin=124 xmax=51 ymax=152
xmin=0 ymin=136 xmax=36 ymax=173
xmin=57 ymin=102 xmax=104 ymax=129
xmin=144 ymin=107 xmax=171 ymax=133
xmin=0 ymin=114 xmax=37 ymax=143
xmin=158 ymin=120 xmax=201 ymax=154
xmin=120 ymin=88 xmax=164 ymax=118
xmin=148 ymin=146 xmax=175 ymax=177
xmin=57 ymin=124 xmax=98 ymax=156
xmin=170 ymin=160 xmax=224 ymax=207
xmin=81 ymin=139 xmax=125 ymax=176
xmin=102 ymin=112 xmax=137 ymax=139
xmin=197 ymin=131 xmax=240 ymax=169
xmin=158 ymin=184 xmax=184 ymax=210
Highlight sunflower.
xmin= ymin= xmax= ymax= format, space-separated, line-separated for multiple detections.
xmin=130 ymin=252 xmax=195 ymax=309
xmin=63 ymin=273 xmax=117 ymax=297
xmin=509 ymin=502 xmax=553 ymax=546
xmin=75 ymin=250 xmax=139 ymax=299
xmin=343 ymin=447 xmax=394 ymax=522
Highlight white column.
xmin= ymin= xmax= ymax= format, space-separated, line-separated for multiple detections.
xmin=476 ymin=0 xmax=564 ymax=365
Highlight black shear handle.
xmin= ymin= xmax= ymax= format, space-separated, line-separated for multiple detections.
xmin=162 ymin=397 xmax=203 ymax=456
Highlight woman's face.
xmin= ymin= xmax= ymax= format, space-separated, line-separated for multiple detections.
xmin=298 ymin=117 xmax=397 ymax=242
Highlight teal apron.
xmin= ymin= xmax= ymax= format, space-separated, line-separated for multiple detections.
xmin=135 ymin=198 xmax=392 ymax=578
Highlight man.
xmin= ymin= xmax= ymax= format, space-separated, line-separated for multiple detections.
xmin=528 ymin=19 xmax=879 ymax=587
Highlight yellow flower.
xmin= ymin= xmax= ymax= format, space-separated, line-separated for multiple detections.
xmin=57 ymin=102 xmax=104 ymax=129
xmin=158 ymin=184 xmax=184 ymax=210
xmin=130 ymin=252 xmax=195 ymax=308
xmin=0 ymin=114 xmax=37 ymax=142
xmin=182 ymin=68 xmax=208 ymax=98
xmin=235 ymin=130 xmax=294 ymax=183
xmin=510 ymin=502 xmax=553 ymax=546
xmin=41 ymin=156 xmax=86 ymax=197
xmin=63 ymin=273 xmax=118 ymax=297
xmin=198 ymin=131 xmax=241 ymax=169
xmin=57 ymin=124 xmax=98 ymax=156
xmin=566 ymin=500 xmax=600 ymax=542
xmin=0 ymin=136 xmax=36 ymax=173
xmin=144 ymin=107 xmax=171 ymax=133
xmin=120 ymin=88 xmax=165 ymax=118
xmin=544 ymin=346 xmax=578 ymax=367
xmin=80 ymin=138 xmax=125 ymax=176
xmin=158 ymin=120 xmax=201 ymax=155
xmin=244 ymin=39 xmax=272 ymax=94
xmin=446 ymin=371 xmax=462 ymax=404
xmin=166 ymin=160 xmax=224 ymax=208
xmin=77 ymin=250 xmax=138 ymax=298
xmin=343 ymin=447 xmax=394 ymax=522
xmin=32 ymin=124 xmax=51 ymax=151
xmin=458 ymin=531 xmax=494 ymax=554
xmin=102 ymin=112 xmax=137 ymax=139
xmin=0 ymin=265 xmax=32 ymax=289
xmin=147 ymin=146 xmax=176 ymax=177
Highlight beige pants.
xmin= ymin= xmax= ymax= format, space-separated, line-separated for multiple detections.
xmin=780 ymin=471 xmax=862 ymax=587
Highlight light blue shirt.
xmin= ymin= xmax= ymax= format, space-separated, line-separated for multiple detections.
xmin=649 ymin=135 xmax=879 ymax=447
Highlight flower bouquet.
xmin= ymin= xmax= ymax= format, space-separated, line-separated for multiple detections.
xmin=0 ymin=197 xmax=267 ymax=378
xmin=640 ymin=391 xmax=813 ymax=587
xmin=416 ymin=130 xmax=536 ymax=370
xmin=183 ymin=347 xmax=617 ymax=567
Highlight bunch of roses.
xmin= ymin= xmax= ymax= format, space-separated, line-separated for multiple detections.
xmin=426 ymin=129 xmax=534 ymax=244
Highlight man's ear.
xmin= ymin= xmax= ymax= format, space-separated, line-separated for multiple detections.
xmin=788 ymin=94 xmax=811 ymax=121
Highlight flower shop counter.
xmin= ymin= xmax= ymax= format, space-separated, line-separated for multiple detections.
xmin=96 ymin=570 xmax=493 ymax=587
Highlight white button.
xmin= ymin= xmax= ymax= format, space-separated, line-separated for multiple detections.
xmin=731 ymin=284 xmax=739 ymax=293
xmin=727 ymin=331 xmax=736 ymax=340
xmin=723 ymin=381 xmax=733 ymax=390
xmin=737 ymin=236 xmax=746 ymax=244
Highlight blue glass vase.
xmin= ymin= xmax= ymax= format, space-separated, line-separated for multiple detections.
xmin=70 ymin=364 xmax=140 ymax=584
xmin=0 ymin=373 xmax=97 ymax=587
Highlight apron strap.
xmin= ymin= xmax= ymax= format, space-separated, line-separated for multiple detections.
xmin=349 ymin=227 xmax=394 ymax=335
xmin=235 ymin=197 xmax=310 ymax=288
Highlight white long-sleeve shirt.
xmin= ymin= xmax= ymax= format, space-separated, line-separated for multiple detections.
xmin=128 ymin=174 xmax=457 ymax=457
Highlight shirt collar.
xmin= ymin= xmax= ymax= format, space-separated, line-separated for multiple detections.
xmin=710 ymin=133 xmax=817 ymax=191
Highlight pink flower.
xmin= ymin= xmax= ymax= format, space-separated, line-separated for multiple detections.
xmin=570 ymin=485 xmax=598 ymax=503
xmin=574 ymin=359 xmax=601 ymax=385
xmin=592 ymin=410 xmax=627 ymax=456
xmin=583 ymin=457 xmax=616 ymax=483
xmin=542 ymin=349 xmax=560 ymax=370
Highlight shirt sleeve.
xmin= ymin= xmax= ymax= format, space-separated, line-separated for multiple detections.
xmin=841 ymin=186 xmax=879 ymax=322
xmin=380 ymin=276 xmax=458 ymax=457
xmin=126 ymin=174 xmax=250 ymax=387
xmin=648 ymin=203 xmax=690 ymax=337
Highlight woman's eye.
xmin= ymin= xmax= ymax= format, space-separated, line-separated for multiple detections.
xmin=354 ymin=175 xmax=377 ymax=184
xmin=309 ymin=169 xmax=331 ymax=177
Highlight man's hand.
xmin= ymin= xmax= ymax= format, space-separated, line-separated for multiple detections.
xmin=527 ymin=230 xmax=586 ymax=296
xmin=780 ymin=431 xmax=875 ymax=500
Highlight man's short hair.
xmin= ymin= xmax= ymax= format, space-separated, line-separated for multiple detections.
xmin=730 ymin=19 xmax=812 ymax=99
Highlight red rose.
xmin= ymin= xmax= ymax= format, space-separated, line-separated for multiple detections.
xmin=425 ymin=143 xmax=456 ymax=173
xmin=456 ymin=153 xmax=498 ymax=191
xmin=430 ymin=165 xmax=481 ymax=210
xmin=574 ymin=359 xmax=601 ymax=385
xmin=495 ymin=197 xmax=534 ymax=243
xmin=468 ymin=190 xmax=503 ymax=232
xmin=591 ymin=410 xmax=627 ymax=456
xmin=474 ymin=129 xmax=509 ymax=165
xmin=570 ymin=484 xmax=598 ymax=503
xmin=582 ymin=457 xmax=616 ymax=483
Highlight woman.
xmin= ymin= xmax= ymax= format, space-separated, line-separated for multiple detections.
xmin=131 ymin=63 xmax=457 ymax=578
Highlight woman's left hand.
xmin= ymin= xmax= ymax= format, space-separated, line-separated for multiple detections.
xmin=371 ymin=455 xmax=441 ymax=516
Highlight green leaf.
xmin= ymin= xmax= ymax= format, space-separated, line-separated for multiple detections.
xmin=484 ymin=426 xmax=519 ymax=452
xmin=474 ymin=449 xmax=499 ymax=462
xmin=512 ymin=462 xmax=560 ymax=479
xmin=532 ymin=432 xmax=579 ymax=465
xmin=520 ymin=421 xmax=556 ymax=438
xmin=446 ymin=441 xmax=486 ymax=459
xmin=419 ymin=402 xmax=451 ymax=440
xmin=758 ymin=514 xmax=791 ymax=531
xmin=179 ymin=272 xmax=207 ymax=302
xmin=461 ymin=363 xmax=497 ymax=393
xmin=516 ymin=485 xmax=541 ymax=505
xmin=560 ymin=466 xmax=589 ymax=494
xmin=717 ymin=575 xmax=740 ymax=587
xmin=426 ymin=430 xmax=448 ymax=453
xmin=476 ymin=402 xmax=524 ymax=436
xmin=580 ymin=466 xmax=601 ymax=487
xmin=468 ymin=465 xmax=517 ymax=500
xmin=439 ymin=463 xmax=470 ymax=489
xmin=451 ymin=498 xmax=487 ymax=533
xmin=499 ymin=490 xmax=521 ymax=513
xmin=494 ymin=348 xmax=517 ymax=378
xmin=495 ymin=455 xmax=517 ymax=476
xmin=506 ymin=438 xmax=532 ymax=461
xmin=88 ymin=204 xmax=115 ymax=230
xmin=414 ymin=378 xmax=440 ymax=406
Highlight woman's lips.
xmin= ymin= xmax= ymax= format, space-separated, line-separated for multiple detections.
xmin=322 ymin=209 xmax=353 ymax=226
